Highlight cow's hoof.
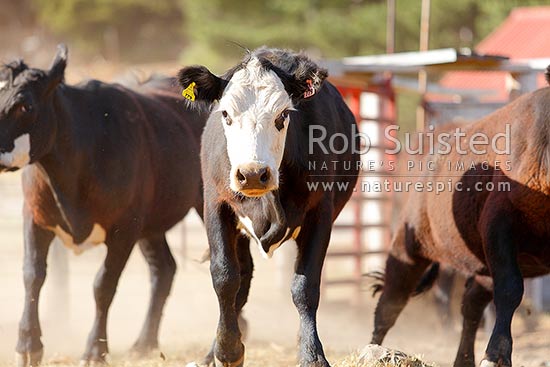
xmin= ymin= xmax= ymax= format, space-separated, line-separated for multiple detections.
xmin=480 ymin=355 xmax=511 ymax=367
xmin=297 ymin=355 xmax=331 ymax=367
xmin=15 ymin=349 xmax=44 ymax=367
xmin=185 ymin=350 xmax=216 ymax=367
xmin=300 ymin=360 xmax=331 ymax=367
xmin=214 ymin=355 xmax=244 ymax=367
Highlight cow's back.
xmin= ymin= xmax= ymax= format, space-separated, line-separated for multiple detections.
xmin=24 ymin=78 xmax=206 ymax=239
xmin=130 ymin=80 xmax=207 ymax=231
xmin=408 ymin=88 xmax=550 ymax=276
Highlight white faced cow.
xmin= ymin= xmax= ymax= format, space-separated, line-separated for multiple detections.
xmin=178 ymin=47 xmax=360 ymax=367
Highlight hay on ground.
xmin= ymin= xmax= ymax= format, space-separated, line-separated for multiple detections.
xmin=338 ymin=344 xmax=435 ymax=367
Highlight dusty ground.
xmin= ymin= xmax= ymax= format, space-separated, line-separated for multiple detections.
xmin=1 ymin=169 xmax=549 ymax=367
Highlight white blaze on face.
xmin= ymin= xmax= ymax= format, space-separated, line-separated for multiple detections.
xmin=0 ymin=80 xmax=7 ymax=90
xmin=0 ymin=134 xmax=31 ymax=168
xmin=218 ymin=57 xmax=293 ymax=193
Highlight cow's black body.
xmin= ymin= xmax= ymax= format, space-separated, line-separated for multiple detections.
xmin=0 ymin=47 xmax=207 ymax=366
xmin=179 ymin=48 xmax=359 ymax=367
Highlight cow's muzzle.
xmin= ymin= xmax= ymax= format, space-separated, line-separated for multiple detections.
xmin=233 ymin=163 xmax=276 ymax=197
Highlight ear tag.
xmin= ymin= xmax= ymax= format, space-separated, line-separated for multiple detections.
xmin=304 ymin=79 xmax=316 ymax=98
xmin=182 ymin=82 xmax=196 ymax=101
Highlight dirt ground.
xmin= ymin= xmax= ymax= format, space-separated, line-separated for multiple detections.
xmin=0 ymin=169 xmax=549 ymax=367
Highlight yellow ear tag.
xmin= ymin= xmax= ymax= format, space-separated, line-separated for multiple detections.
xmin=182 ymin=82 xmax=196 ymax=101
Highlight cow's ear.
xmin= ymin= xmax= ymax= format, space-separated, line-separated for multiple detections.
xmin=177 ymin=65 xmax=227 ymax=103
xmin=47 ymin=44 xmax=68 ymax=91
xmin=288 ymin=56 xmax=328 ymax=103
xmin=545 ymin=64 xmax=550 ymax=86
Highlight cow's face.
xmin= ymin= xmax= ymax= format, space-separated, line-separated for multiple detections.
xmin=217 ymin=58 xmax=293 ymax=196
xmin=178 ymin=52 xmax=327 ymax=197
xmin=0 ymin=45 xmax=67 ymax=173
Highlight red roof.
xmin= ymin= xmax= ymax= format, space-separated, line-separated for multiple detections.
xmin=437 ymin=6 xmax=550 ymax=101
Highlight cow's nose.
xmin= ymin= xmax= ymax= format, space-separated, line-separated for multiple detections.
xmin=236 ymin=166 xmax=270 ymax=187
xmin=234 ymin=165 xmax=274 ymax=196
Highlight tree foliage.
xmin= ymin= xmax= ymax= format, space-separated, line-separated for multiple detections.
xmin=23 ymin=0 xmax=550 ymax=65
xmin=179 ymin=0 xmax=550 ymax=70
xmin=32 ymin=0 xmax=184 ymax=61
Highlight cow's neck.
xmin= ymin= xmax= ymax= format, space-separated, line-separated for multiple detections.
xmin=282 ymin=111 xmax=309 ymax=173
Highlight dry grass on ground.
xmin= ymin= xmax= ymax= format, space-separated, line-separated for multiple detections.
xmin=0 ymin=345 xmax=436 ymax=367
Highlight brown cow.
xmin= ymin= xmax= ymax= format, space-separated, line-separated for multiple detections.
xmin=371 ymin=76 xmax=550 ymax=367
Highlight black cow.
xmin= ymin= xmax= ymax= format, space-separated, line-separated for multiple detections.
xmin=0 ymin=45 xmax=207 ymax=366
xmin=177 ymin=47 xmax=360 ymax=367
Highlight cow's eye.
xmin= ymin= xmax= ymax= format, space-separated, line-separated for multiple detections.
xmin=222 ymin=110 xmax=232 ymax=126
xmin=15 ymin=103 xmax=32 ymax=116
xmin=275 ymin=109 xmax=289 ymax=131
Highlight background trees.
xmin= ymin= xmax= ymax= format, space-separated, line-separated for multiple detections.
xmin=1 ymin=0 xmax=546 ymax=67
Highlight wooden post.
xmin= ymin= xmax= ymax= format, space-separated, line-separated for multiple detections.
xmin=416 ymin=0 xmax=431 ymax=131
xmin=386 ymin=0 xmax=396 ymax=54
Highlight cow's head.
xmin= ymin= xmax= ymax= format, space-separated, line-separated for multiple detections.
xmin=0 ymin=44 xmax=67 ymax=173
xmin=177 ymin=50 xmax=327 ymax=197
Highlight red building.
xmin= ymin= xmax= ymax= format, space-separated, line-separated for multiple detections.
xmin=438 ymin=6 xmax=550 ymax=102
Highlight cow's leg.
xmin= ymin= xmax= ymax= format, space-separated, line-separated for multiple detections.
xmin=206 ymin=201 xmax=244 ymax=367
xmin=16 ymin=217 xmax=54 ymax=367
xmin=131 ymin=234 xmax=176 ymax=355
xmin=81 ymin=231 xmax=136 ymax=364
xmin=201 ymin=234 xmax=253 ymax=366
xmin=235 ymin=235 xmax=253 ymax=336
xmin=480 ymin=208 xmax=523 ymax=367
xmin=291 ymin=206 xmax=333 ymax=367
xmin=371 ymin=224 xmax=430 ymax=345
xmin=370 ymin=254 xmax=430 ymax=345
xmin=454 ymin=277 xmax=493 ymax=367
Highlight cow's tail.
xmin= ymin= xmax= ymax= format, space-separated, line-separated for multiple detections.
xmin=365 ymin=271 xmax=385 ymax=297
xmin=546 ymin=65 xmax=550 ymax=86
xmin=365 ymin=262 xmax=440 ymax=297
